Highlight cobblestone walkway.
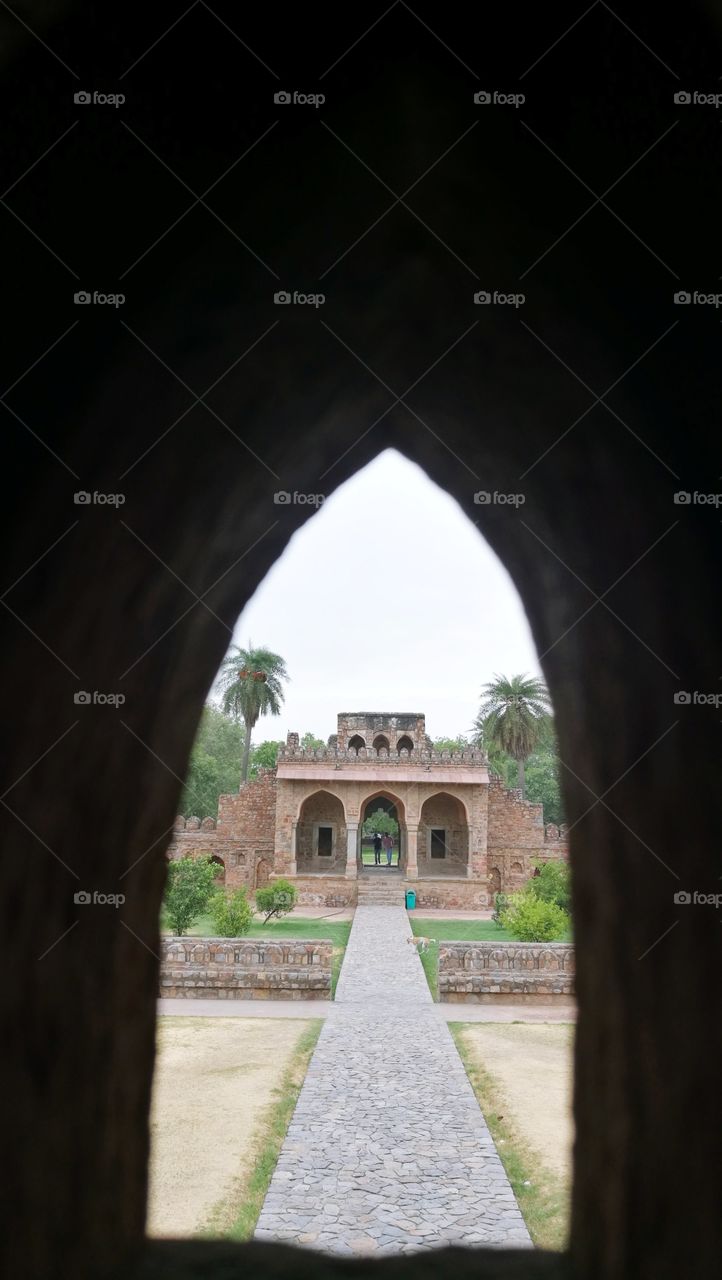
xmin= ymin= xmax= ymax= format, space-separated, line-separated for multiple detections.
xmin=254 ymin=906 xmax=532 ymax=1256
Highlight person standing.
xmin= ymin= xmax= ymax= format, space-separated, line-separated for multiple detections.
xmin=383 ymin=833 xmax=393 ymax=866
xmin=373 ymin=832 xmax=382 ymax=865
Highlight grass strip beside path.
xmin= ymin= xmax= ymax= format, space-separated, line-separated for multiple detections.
xmin=203 ymin=1019 xmax=324 ymax=1241
xmin=450 ymin=1023 xmax=570 ymax=1251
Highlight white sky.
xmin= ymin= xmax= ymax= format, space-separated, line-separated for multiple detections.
xmin=224 ymin=450 xmax=541 ymax=743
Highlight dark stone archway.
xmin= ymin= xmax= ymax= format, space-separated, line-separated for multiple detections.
xmin=2 ymin=4 xmax=721 ymax=1280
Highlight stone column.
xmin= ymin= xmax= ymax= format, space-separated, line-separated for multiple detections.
xmin=345 ymin=822 xmax=358 ymax=878
xmin=406 ymin=824 xmax=418 ymax=879
xmin=289 ymin=820 xmax=298 ymax=876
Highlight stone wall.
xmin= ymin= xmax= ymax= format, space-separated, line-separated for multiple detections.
xmin=168 ymin=768 xmax=278 ymax=890
xmin=412 ymin=879 xmax=492 ymax=911
xmin=292 ymin=876 xmax=357 ymax=908
xmin=486 ymin=776 xmax=569 ymax=892
xmin=159 ymin=937 xmax=332 ymax=999
xmin=438 ymin=941 xmax=575 ymax=1003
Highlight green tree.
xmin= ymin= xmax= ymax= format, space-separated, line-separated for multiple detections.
xmin=250 ymin=739 xmax=283 ymax=778
xmin=473 ymin=673 xmax=551 ymax=801
xmin=163 ymin=857 xmax=219 ymax=936
xmin=362 ymin=808 xmax=399 ymax=838
xmin=217 ymin=644 xmax=289 ymax=785
xmin=524 ymin=750 xmax=564 ymax=824
xmin=210 ymin=887 xmax=254 ymax=936
xmin=433 ymin=735 xmax=469 ymax=753
xmin=180 ymin=705 xmax=245 ymax=818
xmin=300 ymin=732 xmax=325 ymax=751
xmin=255 ymin=878 xmax=297 ymax=924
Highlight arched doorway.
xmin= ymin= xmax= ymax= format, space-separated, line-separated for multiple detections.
xmin=359 ymin=792 xmax=406 ymax=873
xmin=254 ymin=858 xmax=272 ymax=890
xmin=209 ymin=855 xmax=225 ymax=886
xmin=372 ymin=734 xmax=390 ymax=754
xmin=418 ymin=793 xmax=469 ymax=877
xmin=347 ymin=734 xmax=365 ymax=754
xmin=396 ymin=734 xmax=414 ymax=753
xmin=295 ymin=791 xmax=347 ymax=874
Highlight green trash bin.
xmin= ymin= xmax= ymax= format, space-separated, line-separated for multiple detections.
xmin=405 ymin=889 xmax=416 ymax=910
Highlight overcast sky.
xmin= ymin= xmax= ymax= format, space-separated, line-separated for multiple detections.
xmin=222 ymin=450 xmax=541 ymax=744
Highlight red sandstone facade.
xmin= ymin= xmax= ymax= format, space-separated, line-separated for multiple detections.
xmin=168 ymin=712 xmax=568 ymax=907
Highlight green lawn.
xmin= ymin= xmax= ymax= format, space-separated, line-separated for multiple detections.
xmin=360 ymin=849 xmax=400 ymax=866
xmin=409 ymin=917 xmax=514 ymax=1001
xmin=160 ymin=913 xmax=351 ymax=998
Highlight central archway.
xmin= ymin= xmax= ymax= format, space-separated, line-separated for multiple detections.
xmin=358 ymin=791 xmax=406 ymax=873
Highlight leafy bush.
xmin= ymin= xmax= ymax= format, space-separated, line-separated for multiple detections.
xmin=500 ymin=889 xmax=570 ymax=942
xmin=210 ymin=887 xmax=253 ymax=937
xmin=163 ymin=856 xmax=219 ymax=936
xmin=529 ymin=860 xmax=571 ymax=912
xmin=255 ymin=878 xmax=297 ymax=923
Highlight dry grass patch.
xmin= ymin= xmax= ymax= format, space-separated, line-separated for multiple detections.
xmin=452 ymin=1022 xmax=574 ymax=1249
xmin=147 ymin=1017 xmax=320 ymax=1238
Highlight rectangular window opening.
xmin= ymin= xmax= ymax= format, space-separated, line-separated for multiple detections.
xmin=430 ymin=829 xmax=447 ymax=858
xmin=317 ymin=826 xmax=333 ymax=856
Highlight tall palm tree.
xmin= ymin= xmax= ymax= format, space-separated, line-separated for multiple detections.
xmin=217 ymin=644 xmax=289 ymax=785
xmin=472 ymin=673 xmax=551 ymax=801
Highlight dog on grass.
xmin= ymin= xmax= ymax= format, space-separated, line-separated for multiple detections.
xmin=407 ymin=935 xmax=436 ymax=954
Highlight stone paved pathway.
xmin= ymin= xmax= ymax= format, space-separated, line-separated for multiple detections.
xmin=254 ymin=905 xmax=532 ymax=1256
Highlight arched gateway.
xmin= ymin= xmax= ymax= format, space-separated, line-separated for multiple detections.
xmin=168 ymin=710 xmax=568 ymax=907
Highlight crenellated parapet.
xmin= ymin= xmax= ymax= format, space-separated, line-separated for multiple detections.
xmin=276 ymin=743 xmax=488 ymax=767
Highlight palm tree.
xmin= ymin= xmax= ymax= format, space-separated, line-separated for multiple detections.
xmin=217 ymin=644 xmax=289 ymax=785
xmin=472 ymin=673 xmax=551 ymax=801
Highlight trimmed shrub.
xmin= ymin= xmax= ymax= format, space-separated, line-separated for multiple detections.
xmin=501 ymin=889 xmax=570 ymax=942
xmin=210 ymin=887 xmax=253 ymax=937
xmin=255 ymin=878 xmax=297 ymax=923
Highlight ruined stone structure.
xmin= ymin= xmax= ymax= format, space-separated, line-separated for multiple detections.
xmin=169 ymin=711 xmax=568 ymax=908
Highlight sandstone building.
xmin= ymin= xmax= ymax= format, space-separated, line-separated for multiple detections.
xmin=170 ymin=711 xmax=568 ymax=909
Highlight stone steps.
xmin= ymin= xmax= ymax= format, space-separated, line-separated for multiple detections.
xmin=356 ymin=879 xmax=409 ymax=905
